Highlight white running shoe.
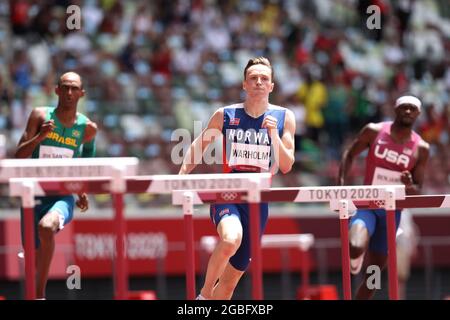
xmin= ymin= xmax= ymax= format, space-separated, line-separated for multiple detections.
xmin=350 ymin=255 xmax=364 ymax=275
xmin=196 ymin=294 xmax=207 ymax=300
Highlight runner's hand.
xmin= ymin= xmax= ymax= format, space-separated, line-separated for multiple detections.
xmin=400 ymin=171 xmax=413 ymax=187
xmin=262 ymin=115 xmax=278 ymax=138
xmin=76 ymin=193 xmax=89 ymax=212
xmin=38 ymin=120 xmax=55 ymax=141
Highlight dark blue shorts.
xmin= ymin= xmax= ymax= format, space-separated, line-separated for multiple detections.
xmin=21 ymin=195 xmax=75 ymax=248
xmin=349 ymin=209 xmax=402 ymax=255
xmin=210 ymin=203 xmax=269 ymax=271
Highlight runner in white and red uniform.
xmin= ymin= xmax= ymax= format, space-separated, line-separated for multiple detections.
xmin=338 ymin=95 xmax=430 ymax=299
xmin=364 ymin=121 xmax=421 ymax=186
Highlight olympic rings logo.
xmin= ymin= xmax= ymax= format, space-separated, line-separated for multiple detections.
xmin=374 ymin=200 xmax=385 ymax=208
xmin=221 ymin=192 xmax=238 ymax=201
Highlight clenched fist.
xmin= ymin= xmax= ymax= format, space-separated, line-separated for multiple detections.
xmin=76 ymin=193 xmax=89 ymax=212
xmin=38 ymin=120 xmax=56 ymax=141
xmin=400 ymin=171 xmax=413 ymax=187
xmin=262 ymin=115 xmax=279 ymax=138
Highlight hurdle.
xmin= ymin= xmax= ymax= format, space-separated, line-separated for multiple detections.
xmin=3 ymin=159 xmax=449 ymax=300
xmin=1 ymin=157 xmax=139 ymax=300
xmin=173 ymin=185 xmax=407 ymax=300
xmin=175 ymin=188 xmax=450 ymax=300
xmin=3 ymin=158 xmax=271 ymax=300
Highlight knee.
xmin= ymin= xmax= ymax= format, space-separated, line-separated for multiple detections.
xmin=350 ymin=236 xmax=367 ymax=258
xmin=218 ymin=236 xmax=242 ymax=258
xmin=350 ymin=244 xmax=365 ymax=259
xmin=349 ymin=226 xmax=368 ymax=257
xmin=38 ymin=216 xmax=58 ymax=241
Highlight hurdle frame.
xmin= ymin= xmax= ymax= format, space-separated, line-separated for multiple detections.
xmin=6 ymin=163 xmax=271 ymax=300
xmin=4 ymin=159 xmax=449 ymax=300
xmin=183 ymin=189 xmax=450 ymax=300
xmin=172 ymin=185 xmax=406 ymax=300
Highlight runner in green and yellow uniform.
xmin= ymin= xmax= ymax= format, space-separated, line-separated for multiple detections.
xmin=15 ymin=72 xmax=97 ymax=299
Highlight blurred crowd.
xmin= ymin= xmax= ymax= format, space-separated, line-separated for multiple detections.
xmin=0 ymin=0 xmax=450 ymax=208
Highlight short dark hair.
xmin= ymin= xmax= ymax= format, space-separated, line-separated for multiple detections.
xmin=243 ymin=57 xmax=274 ymax=82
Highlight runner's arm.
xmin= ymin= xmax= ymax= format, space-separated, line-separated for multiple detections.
xmin=338 ymin=123 xmax=378 ymax=185
xmin=179 ymin=108 xmax=224 ymax=175
xmin=15 ymin=108 xmax=50 ymax=159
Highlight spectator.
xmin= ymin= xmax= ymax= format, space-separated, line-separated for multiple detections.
xmin=296 ymin=68 xmax=328 ymax=143
xmin=0 ymin=0 xmax=448 ymax=211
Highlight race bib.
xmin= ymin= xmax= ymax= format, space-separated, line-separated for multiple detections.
xmin=228 ymin=142 xmax=270 ymax=170
xmin=39 ymin=145 xmax=74 ymax=159
xmin=372 ymin=167 xmax=402 ymax=185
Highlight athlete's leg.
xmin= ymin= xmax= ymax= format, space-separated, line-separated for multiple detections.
xmin=200 ymin=205 xmax=243 ymax=299
xmin=212 ymin=263 xmax=244 ymax=300
xmin=349 ymin=223 xmax=370 ymax=258
xmin=36 ymin=211 xmax=60 ymax=299
xmin=354 ymin=251 xmax=387 ymax=300
xmin=35 ymin=196 xmax=74 ymax=299
xmin=212 ymin=203 xmax=269 ymax=299
xmin=349 ymin=210 xmax=376 ymax=274
xmin=354 ymin=209 xmax=402 ymax=299
xmin=349 ymin=210 xmax=376 ymax=258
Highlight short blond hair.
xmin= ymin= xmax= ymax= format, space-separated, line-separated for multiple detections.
xmin=243 ymin=57 xmax=273 ymax=82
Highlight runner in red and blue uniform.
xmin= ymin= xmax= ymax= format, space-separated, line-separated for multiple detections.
xmin=338 ymin=95 xmax=430 ymax=299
